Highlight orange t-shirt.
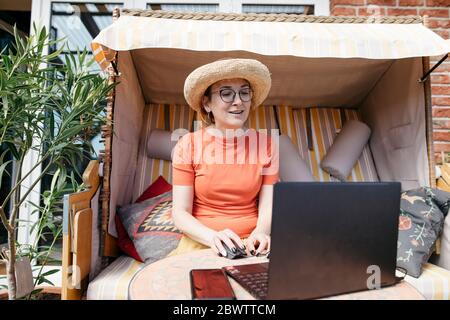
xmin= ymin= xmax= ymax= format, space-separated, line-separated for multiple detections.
xmin=172 ymin=128 xmax=279 ymax=238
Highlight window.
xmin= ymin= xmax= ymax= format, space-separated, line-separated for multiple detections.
xmin=50 ymin=2 xmax=123 ymax=72
xmin=146 ymin=1 xmax=329 ymax=16
xmin=242 ymin=4 xmax=314 ymax=15
xmin=147 ymin=3 xmax=219 ymax=12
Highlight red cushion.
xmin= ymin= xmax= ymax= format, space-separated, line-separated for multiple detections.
xmin=115 ymin=176 xmax=173 ymax=261
xmin=115 ymin=214 xmax=143 ymax=262
xmin=136 ymin=175 xmax=172 ymax=202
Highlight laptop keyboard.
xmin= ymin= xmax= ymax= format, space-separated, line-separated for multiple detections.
xmin=223 ymin=263 xmax=269 ymax=299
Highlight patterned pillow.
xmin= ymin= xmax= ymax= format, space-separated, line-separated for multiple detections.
xmin=116 ymin=190 xmax=182 ymax=263
xmin=397 ymin=187 xmax=450 ymax=278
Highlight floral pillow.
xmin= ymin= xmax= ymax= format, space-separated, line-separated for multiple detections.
xmin=397 ymin=187 xmax=450 ymax=278
xmin=116 ymin=190 xmax=182 ymax=263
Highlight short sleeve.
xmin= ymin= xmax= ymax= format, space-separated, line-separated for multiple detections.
xmin=171 ymin=133 xmax=195 ymax=186
xmin=262 ymin=134 xmax=280 ymax=185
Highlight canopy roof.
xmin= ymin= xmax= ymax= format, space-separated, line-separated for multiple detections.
xmin=92 ymin=9 xmax=450 ymax=70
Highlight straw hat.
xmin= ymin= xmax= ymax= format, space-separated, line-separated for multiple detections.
xmin=184 ymin=58 xmax=271 ymax=113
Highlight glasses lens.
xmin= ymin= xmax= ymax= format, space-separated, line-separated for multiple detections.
xmin=220 ymin=89 xmax=235 ymax=103
xmin=239 ymin=88 xmax=252 ymax=102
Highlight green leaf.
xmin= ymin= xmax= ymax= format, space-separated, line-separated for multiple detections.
xmin=41 ymin=269 xmax=60 ymax=277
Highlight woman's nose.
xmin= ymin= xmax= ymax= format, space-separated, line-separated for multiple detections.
xmin=232 ymin=94 xmax=243 ymax=105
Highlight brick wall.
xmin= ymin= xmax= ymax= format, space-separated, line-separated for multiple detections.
xmin=330 ymin=0 xmax=450 ymax=164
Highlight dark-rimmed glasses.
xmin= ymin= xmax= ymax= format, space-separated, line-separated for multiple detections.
xmin=211 ymin=88 xmax=253 ymax=103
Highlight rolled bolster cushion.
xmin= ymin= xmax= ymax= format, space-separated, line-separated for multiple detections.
xmin=320 ymin=120 xmax=371 ymax=181
xmin=279 ymin=134 xmax=315 ymax=182
xmin=147 ymin=129 xmax=178 ymax=161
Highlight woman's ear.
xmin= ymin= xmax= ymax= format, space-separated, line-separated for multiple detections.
xmin=202 ymin=96 xmax=211 ymax=113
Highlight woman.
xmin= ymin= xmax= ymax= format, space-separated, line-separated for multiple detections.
xmin=171 ymin=58 xmax=279 ymax=258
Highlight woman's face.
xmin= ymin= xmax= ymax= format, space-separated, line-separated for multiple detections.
xmin=202 ymin=78 xmax=252 ymax=130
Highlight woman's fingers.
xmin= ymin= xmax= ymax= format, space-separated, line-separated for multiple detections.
xmin=223 ymin=229 xmax=246 ymax=250
xmin=245 ymin=236 xmax=257 ymax=256
xmin=246 ymin=234 xmax=270 ymax=256
xmin=254 ymin=235 xmax=269 ymax=255
xmin=212 ymin=230 xmax=243 ymax=256
xmin=213 ymin=236 xmax=227 ymax=256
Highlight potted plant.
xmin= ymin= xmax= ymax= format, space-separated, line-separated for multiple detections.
xmin=0 ymin=25 xmax=114 ymax=300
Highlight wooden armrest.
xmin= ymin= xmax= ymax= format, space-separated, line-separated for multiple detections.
xmin=61 ymin=160 xmax=99 ymax=300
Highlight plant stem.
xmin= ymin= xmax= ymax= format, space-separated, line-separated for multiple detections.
xmin=0 ymin=207 xmax=13 ymax=234
xmin=7 ymin=221 xmax=16 ymax=299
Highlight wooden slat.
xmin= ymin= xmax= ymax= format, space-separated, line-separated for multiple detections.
xmin=72 ymin=208 xmax=92 ymax=288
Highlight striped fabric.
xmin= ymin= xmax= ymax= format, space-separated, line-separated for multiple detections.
xmin=132 ymin=104 xmax=194 ymax=201
xmin=289 ymin=107 xmax=379 ymax=182
xmin=91 ymin=15 xmax=450 ymax=71
xmin=246 ymin=106 xmax=378 ymax=182
xmin=403 ymin=263 xmax=450 ymax=300
xmin=86 ymin=255 xmax=144 ymax=300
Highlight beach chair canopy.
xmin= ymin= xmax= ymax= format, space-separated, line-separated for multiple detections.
xmin=92 ymin=10 xmax=449 ymax=108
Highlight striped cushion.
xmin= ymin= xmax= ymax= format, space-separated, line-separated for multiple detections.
xmin=87 ymin=255 xmax=144 ymax=300
xmin=133 ymin=104 xmax=194 ymax=201
xmin=403 ymin=263 xmax=450 ymax=300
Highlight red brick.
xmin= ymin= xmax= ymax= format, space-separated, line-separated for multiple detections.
xmin=433 ymin=142 xmax=450 ymax=152
xmin=432 ymin=107 xmax=450 ymax=117
xmin=399 ymin=0 xmax=425 ymax=5
xmin=431 ymin=74 xmax=450 ymax=84
xmin=432 ymin=85 xmax=450 ymax=95
xmin=367 ymin=0 xmax=396 ymax=5
xmin=419 ymin=9 xmax=449 ymax=18
xmin=387 ymin=8 xmax=418 ymax=16
xmin=358 ymin=7 xmax=387 ymax=16
xmin=435 ymin=62 xmax=450 ymax=73
xmin=426 ymin=0 xmax=450 ymax=6
xmin=332 ymin=0 xmax=365 ymax=5
xmin=433 ymin=119 xmax=450 ymax=129
xmin=426 ymin=19 xmax=450 ymax=29
xmin=433 ymin=131 xmax=450 ymax=141
xmin=433 ymin=29 xmax=449 ymax=39
xmin=433 ymin=97 xmax=450 ymax=106
xmin=331 ymin=7 xmax=357 ymax=15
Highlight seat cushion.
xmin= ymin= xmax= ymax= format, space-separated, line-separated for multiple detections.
xmin=403 ymin=263 xmax=450 ymax=300
xmin=87 ymin=255 xmax=144 ymax=300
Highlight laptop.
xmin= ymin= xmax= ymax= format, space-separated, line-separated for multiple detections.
xmin=223 ymin=182 xmax=401 ymax=300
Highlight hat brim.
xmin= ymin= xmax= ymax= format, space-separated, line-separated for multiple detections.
xmin=184 ymin=59 xmax=271 ymax=113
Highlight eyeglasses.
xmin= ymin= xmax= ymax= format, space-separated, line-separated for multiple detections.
xmin=211 ymin=88 xmax=253 ymax=103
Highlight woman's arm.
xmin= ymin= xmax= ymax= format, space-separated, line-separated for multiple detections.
xmin=172 ymin=185 xmax=215 ymax=246
xmin=172 ymin=185 xmax=244 ymax=255
xmin=255 ymin=184 xmax=274 ymax=235
xmin=246 ymin=184 xmax=274 ymax=255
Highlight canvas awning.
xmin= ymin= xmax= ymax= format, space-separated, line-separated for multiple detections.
xmin=92 ymin=10 xmax=450 ymax=70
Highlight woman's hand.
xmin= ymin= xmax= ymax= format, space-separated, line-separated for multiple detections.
xmin=208 ymin=228 xmax=246 ymax=257
xmin=245 ymin=231 xmax=270 ymax=256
